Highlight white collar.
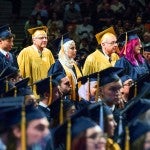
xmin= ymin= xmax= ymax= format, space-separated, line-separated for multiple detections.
xmin=0 ymin=49 xmax=8 ymax=56
xmin=102 ymin=49 xmax=110 ymax=60
xmin=39 ymin=101 xmax=48 ymax=108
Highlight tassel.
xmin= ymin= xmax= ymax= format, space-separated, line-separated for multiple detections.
xmin=5 ymin=78 xmax=8 ymax=92
xmin=124 ymin=32 xmax=128 ymax=55
xmin=99 ymin=101 xmax=104 ymax=131
xmin=134 ymin=82 xmax=137 ymax=97
xmin=59 ymin=99 xmax=64 ymax=125
xmin=66 ymin=118 xmax=71 ymax=150
xmin=21 ymin=104 xmax=26 ymax=150
xmin=125 ymin=126 xmax=130 ymax=150
xmin=14 ymin=87 xmax=17 ymax=97
xmin=95 ymin=73 xmax=100 ymax=102
xmin=48 ymin=76 xmax=52 ymax=105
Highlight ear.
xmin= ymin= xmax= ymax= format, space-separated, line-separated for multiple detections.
xmin=12 ymin=126 xmax=21 ymax=138
xmin=44 ymin=92 xmax=49 ymax=98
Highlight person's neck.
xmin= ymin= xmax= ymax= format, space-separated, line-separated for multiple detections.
xmin=16 ymin=140 xmax=21 ymax=150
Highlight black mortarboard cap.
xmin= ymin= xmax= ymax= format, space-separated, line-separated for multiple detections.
xmin=128 ymin=73 xmax=150 ymax=99
xmin=119 ymin=75 xmax=131 ymax=83
xmin=3 ymin=77 xmax=32 ymax=97
xmin=77 ymin=72 xmax=98 ymax=84
xmin=5 ymin=104 xmax=46 ymax=127
xmin=0 ymin=96 xmax=24 ymax=114
xmin=49 ymin=99 xmax=75 ymax=119
xmin=35 ymin=76 xmax=58 ymax=96
xmin=98 ymin=67 xmax=123 ymax=86
xmin=54 ymin=116 xmax=97 ymax=149
xmin=118 ymin=29 xmax=139 ymax=46
xmin=129 ymin=119 xmax=150 ymax=143
xmin=0 ymin=66 xmax=18 ymax=79
xmin=0 ymin=24 xmax=15 ymax=39
xmin=123 ymin=98 xmax=150 ymax=123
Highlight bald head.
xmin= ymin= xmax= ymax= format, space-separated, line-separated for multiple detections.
xmin=101 ymin=33 xmax=116 ymax=44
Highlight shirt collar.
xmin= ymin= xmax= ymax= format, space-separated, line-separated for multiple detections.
xmin=0 ymin=49 xmax=8 ymax=56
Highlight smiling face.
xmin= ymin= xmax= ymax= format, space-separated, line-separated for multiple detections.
xmin=26 ymin=118 xmax=49 ymax=146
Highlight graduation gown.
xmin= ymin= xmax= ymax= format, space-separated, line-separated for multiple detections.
xmin=115 ymin=56 xmax=150 ymax=81
xmin=17 ymin=45 xmax=55 ymax=97
xmin=0 ymin=51 xmax=18 ymax=74
xmin=82 ymin=49 xmax=119 ymax=76
xmin=48 ymin=60 xmax=82 ymax=101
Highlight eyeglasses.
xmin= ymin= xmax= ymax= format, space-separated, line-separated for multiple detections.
xmin=105 ymin=41 xmax=118 ymax=45
xmin=34 ymin=37 xmax=48 ymax=40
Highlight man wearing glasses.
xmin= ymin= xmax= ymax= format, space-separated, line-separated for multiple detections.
xmin=17 ymin=26 xmax=55 ymax=98
xmin=82 ymin=27 xmax=119 ymax=76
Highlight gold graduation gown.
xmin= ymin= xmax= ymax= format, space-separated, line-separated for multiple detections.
xmin=82 ymin=49 xmax=119 ymax=76
xmin=17 ymin=45 xmax=55 ymax=97
xmin=61 ymin=63 xmax=82 ymax=101
xmin=106 ymin=138 xmax=121 ymax=150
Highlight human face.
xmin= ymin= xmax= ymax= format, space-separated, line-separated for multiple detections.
xmin=65 ymin=105 xmax=76 ymax=119
xmin=106 ymin=114 xmax=117 ymax=137
xmin=86 ymin=125 xmax=106 ymax=150
xmin=100 ymin=80 xmax=122 ymax=106
xmin=67 ymin=42 xmax=77 ymax=59
xmin=144 ymin=132 xmax=150 ymax=150
xmin=0 ymin=37 xmax=14 ymax=51
xmin=102 ymin=34 xmax=118 ymax=56
xmin=26 ymin=118 xmax=49 ymax=146
xmin=134 ymin=39 xmax=142 ymax=55
xmin=143 ymin=51 xmax=150 ymax=63
xmin=33 ymin=34 xmax=48 ymax=51
xmin=120 ymin=79 xmax=133 ymax=101
xmin=59 ymin=76 xmax=71 ymax=96
xmin=90 ymin=81 xmax=97 ymax=98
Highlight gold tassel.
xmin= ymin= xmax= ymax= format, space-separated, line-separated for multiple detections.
xmin=125 ymin=126 xmax=130 ymax=150
xmin=124 ymin=32 xmax=128 ymax=55
xmin=21 ymin=104 xmax=26 ymax=150
xmin=5 ymin=78 xmax=8 ymax=92
xmin=59 ymin=99 xmax=64 ymax=125
xmin=48 ymin=76 xmax=52 ymax=105
xmin=96 ymin=73 xmax=100 ymax=102
xmin=14 ymin=87 xmax=17 ymax=97
xmin=134 ymin=82 xmax=137 ymax=97
xmin=66 ymin=118 xmax=71 ymax=150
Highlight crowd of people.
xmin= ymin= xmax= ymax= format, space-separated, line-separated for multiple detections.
xmin=0 ymin=0 xmax=150 ymax=150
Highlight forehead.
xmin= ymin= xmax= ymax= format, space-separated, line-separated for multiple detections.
xmin=104 ymin=80 xmax=122 ymax=88
xmin=61 ymin=76 xmax=70 ymax=83
xmin=102 ymin=33 xmax=117 ymax=42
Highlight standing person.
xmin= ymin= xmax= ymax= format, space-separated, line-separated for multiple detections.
xmin=48 ymin=38 xmax=82 ymax=101
xmin=115 ymin=29 xmax=150 ymax=81
xmin=17 ymin=26 xmax=55 ymax=98
xmin=83 ymin=27 xmax=119 ymax=76
xmin=0 ymin=24 xmax=18 ymax=73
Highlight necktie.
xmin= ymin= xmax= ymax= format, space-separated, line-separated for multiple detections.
xmin=6 ymin=53 xmax=10 ymax=59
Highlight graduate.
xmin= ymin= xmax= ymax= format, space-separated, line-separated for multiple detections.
xmin=17 ymin=26 xmax=55 ymax=98
xmin=82 ymin=26 xmax=119 ymax=76
xmin=48 ymin=38 xmax=82 ymax=101
xmin=0 ymin=24 xmax=18 ymax=73
xmin=115 ymin=29 xmax=150 ymax=81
